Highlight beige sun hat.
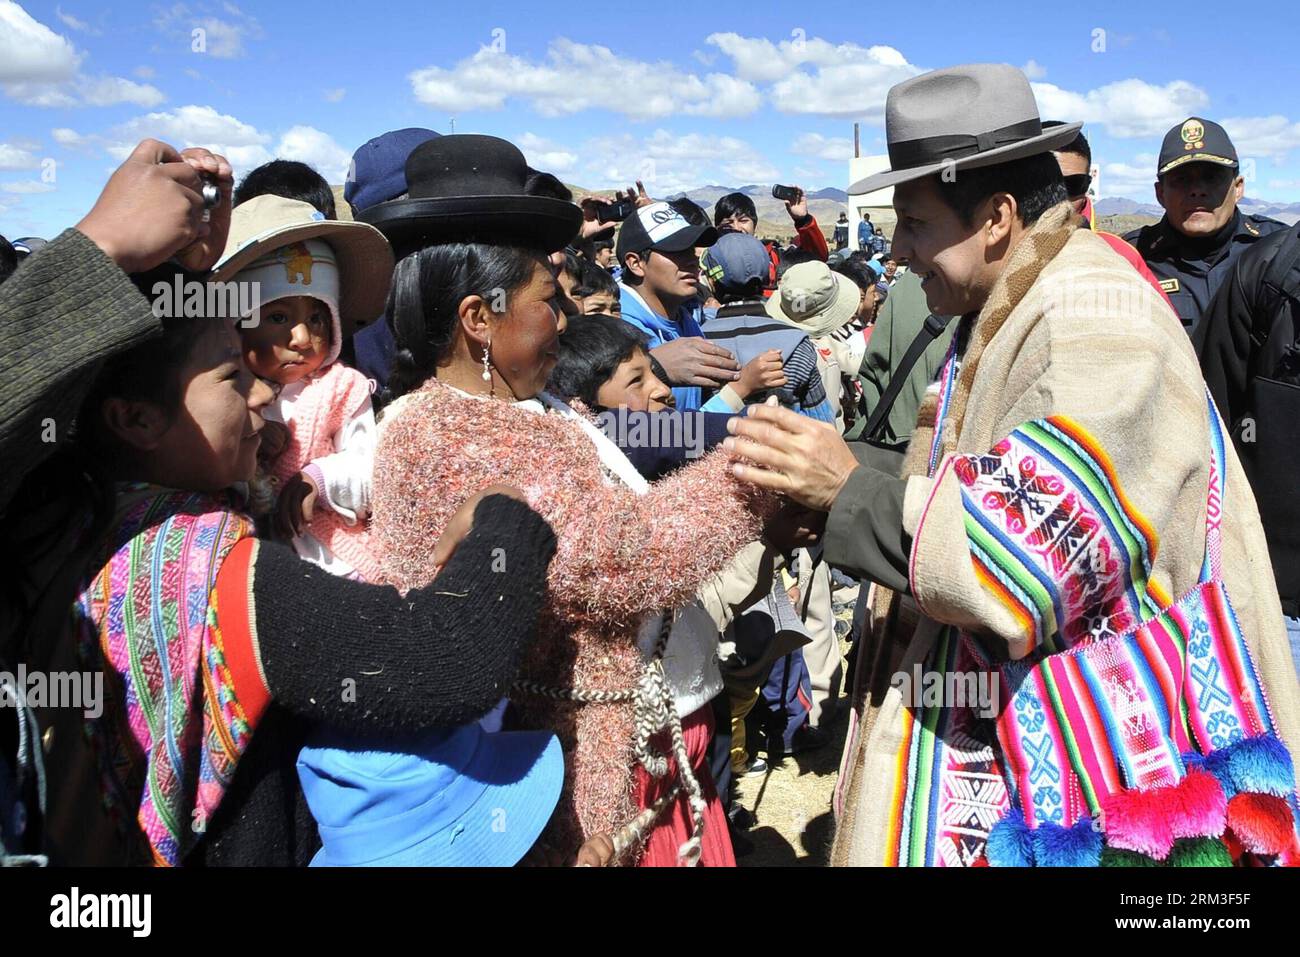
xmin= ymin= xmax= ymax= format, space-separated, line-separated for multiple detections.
xmin=212 ymin=194 xmax=394 ymax=337
xmin=765 ymin=261 xmax=860 ymax=338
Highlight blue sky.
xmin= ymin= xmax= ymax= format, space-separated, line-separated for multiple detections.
xmin=3 ymin=0 xmax=1300 ymax=237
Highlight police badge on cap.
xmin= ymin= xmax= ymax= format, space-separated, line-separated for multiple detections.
xmin=1158 ymin=117 xmax=1239 ymax=176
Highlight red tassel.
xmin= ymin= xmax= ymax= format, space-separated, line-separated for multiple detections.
xmin=1226 ymin=793 xmax=1295 ymax=855
xmin=1171 ymin=768 xmax=1228 ymax=839
xmin=1102 ymin=788 xmax=1174 ymax=859
xmin=1223 ymin=828 xmax=1246 ymax=862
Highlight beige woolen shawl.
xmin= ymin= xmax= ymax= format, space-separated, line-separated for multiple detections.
xmin=831 ymin=202 xmax=1300 ymax=866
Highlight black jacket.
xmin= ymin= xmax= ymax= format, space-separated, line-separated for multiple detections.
xmin=1125 ymin=210 xmax=1287 ymax=334
xmin=1195 ymin=223 xmax=1300 ymax=611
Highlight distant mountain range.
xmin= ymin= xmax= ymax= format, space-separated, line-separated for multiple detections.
xmin=1094 ymin=196 xmax=1300 ymax=226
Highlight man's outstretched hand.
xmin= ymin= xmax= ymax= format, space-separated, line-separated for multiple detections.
xmin=724 ymin=403 xmax=859 ymax=512
xmin=651 ymin=337 xmax=740 ymax=388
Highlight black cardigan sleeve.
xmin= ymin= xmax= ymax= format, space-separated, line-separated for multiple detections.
xmin=249 ymin=494 xmax=556 ymax=733
xmin=0 ymin=229 xmax=161 ymax=516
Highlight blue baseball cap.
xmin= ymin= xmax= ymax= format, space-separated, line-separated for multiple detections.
xmin=298 ymin=721 xmax=563 ymax=867
xmin=344 ymin=127 xmax=442 ymax=214
xmin=701 ymin=231 xmax=770 ymax=291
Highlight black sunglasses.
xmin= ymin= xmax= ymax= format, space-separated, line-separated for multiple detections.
xmin=1062 ymin=173 xmax=1093 ymax=199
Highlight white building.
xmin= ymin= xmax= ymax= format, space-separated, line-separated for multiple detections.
xmin=847 ymin=154 xmax=897 ymax=236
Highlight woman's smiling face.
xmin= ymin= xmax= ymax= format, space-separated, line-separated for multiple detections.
xmin=149 ymin=320 xmax=273 ymax=491
xmin=484 ymin=257 xmax=568 ymax=400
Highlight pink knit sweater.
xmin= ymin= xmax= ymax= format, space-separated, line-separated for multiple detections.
xmin=372 ymin=379 xmax=771 ymax=852
xmin=270 ymin=361 xmax=381 ymax=582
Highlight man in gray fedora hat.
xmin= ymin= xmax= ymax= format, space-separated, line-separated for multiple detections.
xmin=723 ymin=64 xmax=1300 ymax=867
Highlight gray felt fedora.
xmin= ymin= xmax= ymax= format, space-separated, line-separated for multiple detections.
xmin=850 ymin=63 xmax=1082 ymax=196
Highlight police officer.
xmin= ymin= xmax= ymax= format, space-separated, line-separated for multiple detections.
xmin=1124 ymin=117 xmax=1286 ymax=334
xmin=1195 ymin=221 xmax=1300 ymax=664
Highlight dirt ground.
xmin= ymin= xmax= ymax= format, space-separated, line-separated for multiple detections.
xmin=732 ymin=689 xmax=849 ymax=867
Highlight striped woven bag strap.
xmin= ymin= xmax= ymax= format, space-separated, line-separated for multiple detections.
xmin=1200 ymin=390 xmax=1228 ymax=585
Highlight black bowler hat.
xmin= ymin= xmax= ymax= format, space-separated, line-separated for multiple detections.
xmin=357 ymin=134 xmax=582 ymax=256
xmin=1157 ymin=118 xmax=1239 ymax=177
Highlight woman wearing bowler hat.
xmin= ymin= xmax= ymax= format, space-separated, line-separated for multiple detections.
xmin=362 ymin=134 xmax=776 ymax=865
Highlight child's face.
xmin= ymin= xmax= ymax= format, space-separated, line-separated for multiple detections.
xmin=241 ymin=295 xmax=332 ymax=385
xmin=149 ymin=321 xmax=273 ymax=491
xmin=596 ymin=349 xmax=674 ymax=413
xmin=581 ymin=292 xmax=621 ymax=318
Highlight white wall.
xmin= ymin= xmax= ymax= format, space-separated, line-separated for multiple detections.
xmin=847 ymin=154 xmax=897 ymax=235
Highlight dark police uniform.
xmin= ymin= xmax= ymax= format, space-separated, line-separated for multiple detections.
xmin=1123 ymin=117 xmax=1287 ymax=334
xmin=1125 ymin=211 xmax=1285 ymax=334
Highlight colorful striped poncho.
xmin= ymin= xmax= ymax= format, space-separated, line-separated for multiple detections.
xmin=74 ymin=484 xmax=270 ymax=866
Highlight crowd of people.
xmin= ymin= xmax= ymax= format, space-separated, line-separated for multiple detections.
xmin=1 ymin=61 xmax=1298 ymax=868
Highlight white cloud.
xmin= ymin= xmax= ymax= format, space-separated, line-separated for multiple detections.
xmin=1031 ymin=78 xmax=1208 ymax=138
xmin=274 ymin=125 xmax=351 ymax=182
xmin=0 ymin=3 xmax=164 ymax=107
xmin=2 ymin=80 xmax=77 ymax=107
xmin=323 ymin=87 xmax=345 ymax=103
xmin=0 ymin=0 xmax=82 ymax=84
xmin=0 ymin=141 xmax=42 ymax=170
xmin=1098 ymin=153 xmax=1160 ymax=201
xmin=1021 ymin=59 xmax=1046 ymax=80
xmin=1 ymin=179 xmax=55 ymax=193
xmin=55 ymin=6 xmax=98 ymax=34
xmin=104 ymin=104 xmax=272 ymax=169
xmin=4 ymin=72 xmax=165 ymax=108
xmin=1221 ymin=115 xmax=1300 ymax=161
xmin=78 ymin=74 xmax=166 ymax=107
xmin=154 ymin=3 xmax=261 ymax=59
xmin=409 ymin=38 xmax=762 ymax=120
xmin=707 ymin=33 xmax=921 ymax=119
xmin=518 ymin=132 xmax=577 ymax=176
xmin=134 ymin=65 xmax=156 ymax=79
xmin=791 ymin=132 xmax=853 ymax=162
xmin=51 ymin=126 xmax=85 ymax=147
xmin=578 ymin=129 xmax=779 ymax=193
xmin=98 ymin=107 xmax=351 ymax=182
xmin=1267 ymin=178 xmax=1300 ymax=190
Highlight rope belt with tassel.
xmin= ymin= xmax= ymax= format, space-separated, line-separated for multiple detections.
xmin=512 ymin=610 xmax=706 ymax=866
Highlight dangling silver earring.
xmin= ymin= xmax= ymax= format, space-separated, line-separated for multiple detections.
xmin=481 ymin=336 xmax=492 ymax=383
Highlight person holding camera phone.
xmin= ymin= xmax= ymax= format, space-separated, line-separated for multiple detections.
xmin=615 ymin=201 xmax=742 ymax=411
xmin=712 ymin=185 xmax=829 ymax=298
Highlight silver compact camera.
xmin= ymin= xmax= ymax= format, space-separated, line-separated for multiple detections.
xmin=200 ymin=174 xmax=220 ymax=222
xmin=200 ymin=176 xmax=221 ymax=208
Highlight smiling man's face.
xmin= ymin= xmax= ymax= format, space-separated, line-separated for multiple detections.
xmin=890 ymin=176 xmax=995 ymax=318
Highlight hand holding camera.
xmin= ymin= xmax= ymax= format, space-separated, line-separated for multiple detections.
xmin=773 ymin=183 xmax=809 ymax=222
xmin=75 ymin=138 xmax=234 ymax=275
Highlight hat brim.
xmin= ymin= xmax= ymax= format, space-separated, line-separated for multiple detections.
xmin=211 ymin=220 xmax=394 ymax=338
xmin=849 ymin=122 xmax=1084 ymax=197
xmin=359 ymin=194 xmax=582 ymax=258
xmin=652 ymin=221 xmax=719 ymax=253
xmin=312 ymin=728 xmax=564 ymax=868
xmin=1157 ymin=153 xmax=1239 ymax=176
xmin=765 ymin=271 xmax=861 ymax=337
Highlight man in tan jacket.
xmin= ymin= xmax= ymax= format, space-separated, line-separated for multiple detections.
xmin=724 ymin=64 xmax=1300 ymax=866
